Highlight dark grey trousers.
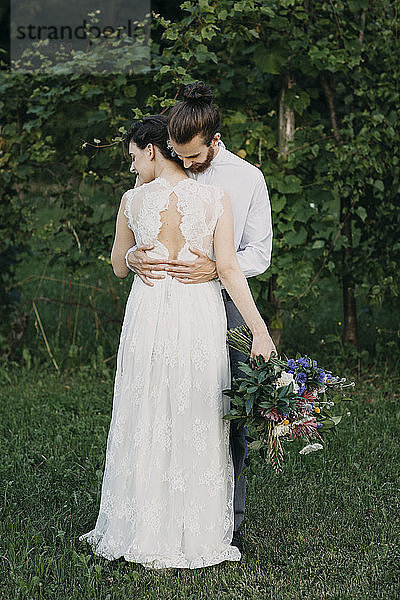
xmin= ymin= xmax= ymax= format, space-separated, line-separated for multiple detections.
xmin=222 ymin=290 xmax=249 ymax=532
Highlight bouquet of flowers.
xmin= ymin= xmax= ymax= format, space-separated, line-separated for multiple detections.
xmin=223 ymin=325 xmax=355 ymax=475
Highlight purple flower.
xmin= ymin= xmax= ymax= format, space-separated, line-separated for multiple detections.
xmin=297 ymin=357 xmax=309 ymax=368
xmin=298 ymin=385 xmax=306 ymax=395
xmin=318 ymin=371 xmax=326 ymax=383
xmin=296 ymin=372 xmax=307 ymax=384
xmin=286 ymin=359 xmax=296 ymax=373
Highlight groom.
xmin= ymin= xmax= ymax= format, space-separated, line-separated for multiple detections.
xmin=125 ymin=82 xmax=273 ymax=552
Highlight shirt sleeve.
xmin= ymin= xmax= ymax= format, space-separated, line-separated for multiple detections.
xmin=236 ymin=173 xmax=273 ymax=278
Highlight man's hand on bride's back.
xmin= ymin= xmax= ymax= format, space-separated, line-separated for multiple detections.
xmin=127 ymin=245 xmax=169 ymax=287
xmin=128 ymin=246 xmax=218 ymax=286
xmin=166 ymin=247 xmax=218 ymax=284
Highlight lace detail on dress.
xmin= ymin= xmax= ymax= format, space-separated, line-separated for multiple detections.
xmin=123 ymin=189 xmax=137 ymax=232
xmin=175 ymin=179 xmax=224 ymax=259
xmin=79 ymin=528 xmax=241 ymax=569
xmin=123 ymin=177 xmax=225 ymax=261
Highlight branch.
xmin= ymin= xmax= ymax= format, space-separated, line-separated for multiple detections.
xmin=285 ymin=134 xmax=334 ymax=155
xmin=320 ymin=73 xmax=341 ymax=141
xmin=32 ymin=301 xmax=59 ymax=371
xmin=9 ymin=275 xmax=110 ymax=294
xmin=328 ymin=0 xmax=344 ymax=44
xmin=359 ymin=9 xmax=366 ymax=46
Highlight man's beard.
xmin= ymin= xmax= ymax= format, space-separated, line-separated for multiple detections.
xmin=187 ymin=145 xmax=216 ymax=174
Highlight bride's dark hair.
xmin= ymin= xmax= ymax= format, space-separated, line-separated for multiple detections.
xmin=168 ymin=81 xmax=220 ymax=146
xmin=124 ymin=115 xmax=181 ymax=164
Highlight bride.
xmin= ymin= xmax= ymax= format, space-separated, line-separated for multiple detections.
xmin=78 ymin=115 xmax=276 ymax=569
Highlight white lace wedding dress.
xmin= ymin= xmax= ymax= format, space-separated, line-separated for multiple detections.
xmin=78 ymin=176 xmax=241 ymax=569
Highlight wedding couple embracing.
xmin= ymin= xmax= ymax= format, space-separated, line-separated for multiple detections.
xmin=79 ymin=81 xmax=276 ymax=569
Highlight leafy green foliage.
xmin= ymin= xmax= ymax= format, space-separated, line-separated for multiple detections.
xmin=0 ymin=0 xmax=399 ymax=360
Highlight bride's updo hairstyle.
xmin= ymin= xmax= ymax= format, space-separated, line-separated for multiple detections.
xmin=168 ymin=81 xmax=221 ymax=146
xmin=124 ymin=114 xmax=181 ymax=164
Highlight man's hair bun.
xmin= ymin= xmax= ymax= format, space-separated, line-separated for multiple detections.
xmin=168 ymin=81 xmax=220 ymax=145
xmin=183 ymin=82 xmax=213 ymax=104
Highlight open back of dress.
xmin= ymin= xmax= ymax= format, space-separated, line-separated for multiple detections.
xmin=157 ymin=192 xmax=186 ymax=261
xmin=123 ymin=176 xmax=224 ymax=262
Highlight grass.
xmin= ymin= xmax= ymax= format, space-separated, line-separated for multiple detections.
xmin=0 ymin=361 xmax=399 ymax=600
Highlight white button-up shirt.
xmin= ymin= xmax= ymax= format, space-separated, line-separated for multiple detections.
xmin=187 ymin=141 xmax=273 ymax=278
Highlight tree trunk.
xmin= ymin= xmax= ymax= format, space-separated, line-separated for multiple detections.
xmin=278 ymin=73 xmax=295 ymax=159
xmin=341 ymin=205 xmax=360 ymax=349
xmin=270 ymin=73 xmax=296 ymax=348
xmin=321 ymin=73 xmax=360 ymax=350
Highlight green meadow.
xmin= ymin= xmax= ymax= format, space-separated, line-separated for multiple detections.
xmin=1 ymin=360 xmax=398 ymax=600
